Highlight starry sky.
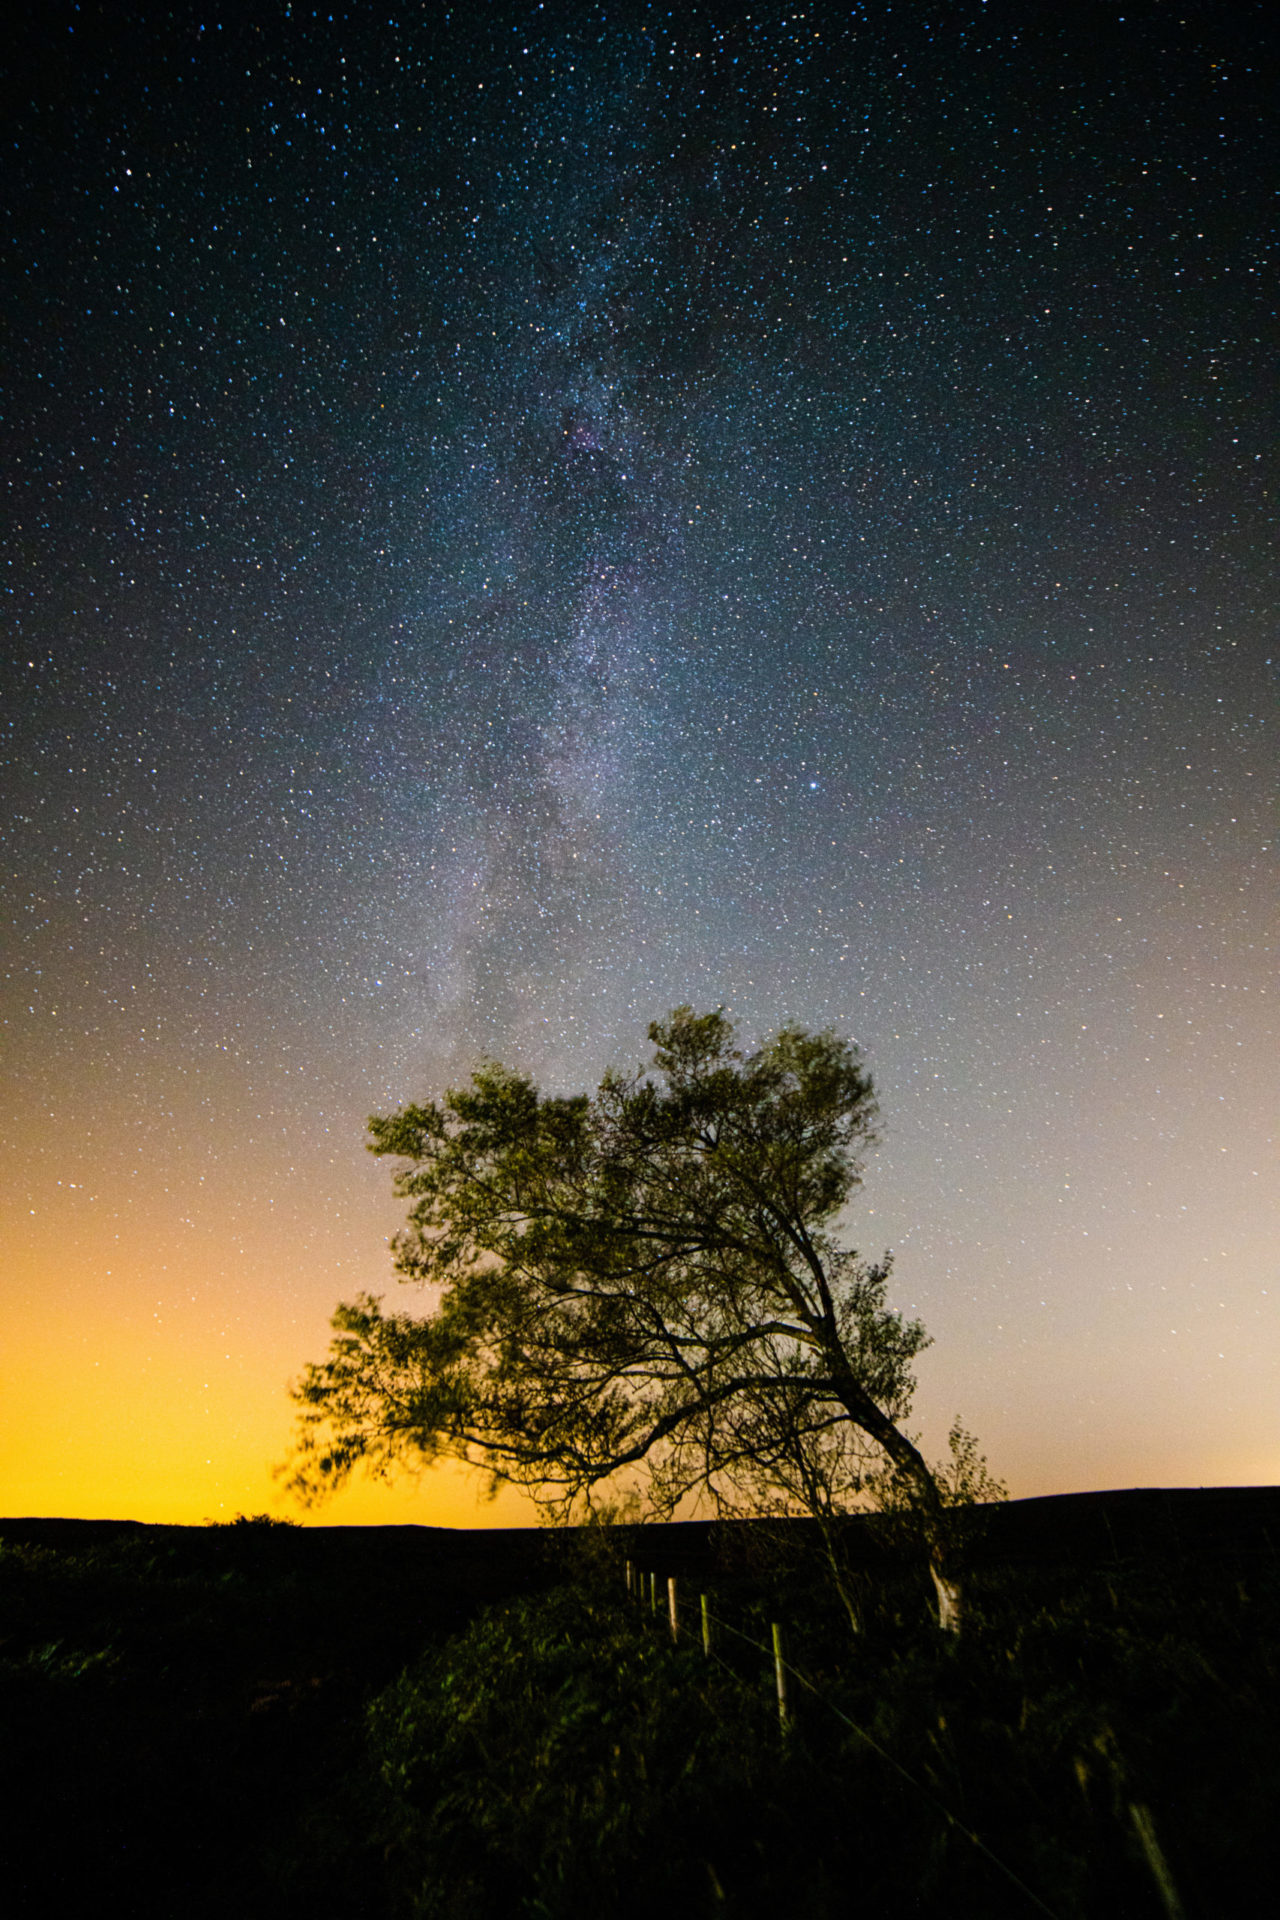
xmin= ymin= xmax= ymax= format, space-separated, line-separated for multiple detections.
xmin=3 ymin=1 xmax=1274 ymax=1526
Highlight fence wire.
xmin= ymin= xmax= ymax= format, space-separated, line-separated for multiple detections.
xmin=628 ymin=1572 xmax=1062 ymax=1920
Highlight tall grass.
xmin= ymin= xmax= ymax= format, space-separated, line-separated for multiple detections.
xmin=365 ymin=1540 xmax=1279 ymax=1917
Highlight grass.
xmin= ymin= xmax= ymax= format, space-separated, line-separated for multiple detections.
xmin=366 ymin=1542 xmax=1280 ymax=1917
xmin=1 ymin=1496 xmax=1276 ymax=1916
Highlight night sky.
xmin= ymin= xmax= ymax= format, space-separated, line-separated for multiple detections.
xmin=3 ymin=2 xmax=1274 ymax=1525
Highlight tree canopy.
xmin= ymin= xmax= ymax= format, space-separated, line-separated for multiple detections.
xmin=285 ymin=1008 xmax=980 ymax=1620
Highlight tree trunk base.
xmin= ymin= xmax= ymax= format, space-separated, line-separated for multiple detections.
xmin=931 ymin=1563 xmax=962 ymax=1634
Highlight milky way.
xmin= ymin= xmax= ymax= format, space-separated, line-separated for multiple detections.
xmin=2 ymin=2 xmax=1274 ymax=1522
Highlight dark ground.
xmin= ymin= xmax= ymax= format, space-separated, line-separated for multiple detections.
xmin=2 ymin=1487 xmax=1277 ymax=1917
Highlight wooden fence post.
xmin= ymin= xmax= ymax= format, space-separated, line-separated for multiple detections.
xmin=1128 ymin=1803 xmax=1186 ymax=1920
xmin=668 ymin=1575 xmax=679 ymax=1641
xmin=649 ymin=1570 xmax=658 ymax=1614
xmin=701 ymin=1592 xmax=711 ymax=1657
xmin=625 ymin=1558 xmax=632 ymax=1597
xmin=772 ymin=1622 xmax=790 ymax=1734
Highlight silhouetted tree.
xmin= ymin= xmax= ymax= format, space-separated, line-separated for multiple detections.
xmin=286 ymin=1008 xmax=991 ymax=1626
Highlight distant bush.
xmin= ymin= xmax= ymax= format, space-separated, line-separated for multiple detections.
xmin=206 ymin=1511 xmax=301 ymax=1528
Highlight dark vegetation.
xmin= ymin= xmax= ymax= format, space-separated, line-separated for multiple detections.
xmin=2 ymin=1489 xmax=1278 ymax=1918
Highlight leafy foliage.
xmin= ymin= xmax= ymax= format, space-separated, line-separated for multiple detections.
xmin=367 ymin=1586 xmax=785 ymax=1917
xmin=364 ymin=1539 xmax=1280 ymax=1919
xmin=286 ymin=1009 xmax=953 ymax=1555
xmin=3 ymin=1508 xmax=1277 ymax=1915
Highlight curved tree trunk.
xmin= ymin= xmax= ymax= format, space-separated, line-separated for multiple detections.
xmin=828 ymin=1363 xmax=963 ymax=1633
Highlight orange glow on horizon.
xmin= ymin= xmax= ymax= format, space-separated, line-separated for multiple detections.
xmin=3 ymin=1007 xmax=1274 ymax=1528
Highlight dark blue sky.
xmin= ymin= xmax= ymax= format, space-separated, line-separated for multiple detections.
xmin=3 ymin=1 xmax=1274 ymax=1520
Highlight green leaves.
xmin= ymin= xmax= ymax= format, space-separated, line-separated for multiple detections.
xmin=366 ymin=1585 xmax=788 ymax=1918
xmin=286 ymin=1009 xmax=967 ymax=1557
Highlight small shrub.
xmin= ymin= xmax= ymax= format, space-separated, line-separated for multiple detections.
xmin=366 ymin=1583 xmax=856 ymax=1918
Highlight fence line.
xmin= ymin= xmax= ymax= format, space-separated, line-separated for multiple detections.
xmin=629 ymin=1569 xmax=1061 ymax=1920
